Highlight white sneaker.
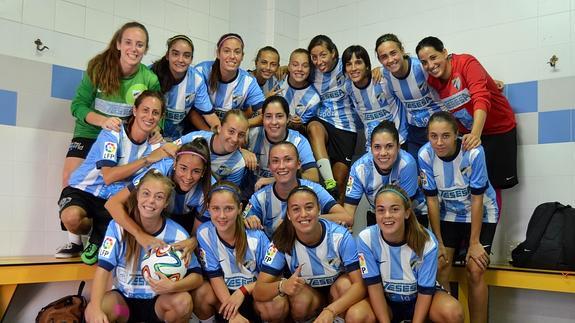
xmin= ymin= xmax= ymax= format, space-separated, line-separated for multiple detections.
xmin=54 ymin=242 xmax=83 ymax=258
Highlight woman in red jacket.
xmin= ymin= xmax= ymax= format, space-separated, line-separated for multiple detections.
xmin=416 ymin=36 xmax=518 ymax=213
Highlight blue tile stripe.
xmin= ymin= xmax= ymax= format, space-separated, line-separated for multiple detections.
xmin=504 ymin=80 xmax=537 ymax=114
xmin=51 ymin=65 xmax=83 ymax=100
xmin=538 ymin=109 xmax=573 ymax=144
xmin=0 ymin=89 xmax=17 ymax=126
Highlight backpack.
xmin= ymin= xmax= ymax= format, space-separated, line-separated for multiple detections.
xmin=511 ymin=202 xmax=575 ymax=271
xmin=36 ymin=281 xmax=87 ymax=323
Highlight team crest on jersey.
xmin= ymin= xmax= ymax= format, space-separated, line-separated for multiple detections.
xmin=243 ymin=259 xmax=256 ymax=272
xmin=410 ymin=257 xmax=423 ymax=270
xmin=185 ymin=92 xmax=196 ymax=104
xmin=102 ymin=142 xmax=117 ymax=160
xmin=198 ymin=248 xmax=207 ymax=267
xmin=217 ymin=165 xmax=232 ymax=176
xmin=358 ymin=253 xmax=368 ymax=274
xmin=460 ymin=166 xmax=471 ymax=177
xmin=419 ymin=170 xmax=427 ymax=187
xmin=99 ymin=236 xmax=116 ymax=258
xmin=336 ymin=74 xmax=346 ymax=86
xmin=451 ymin=77 xmax=462 ymax=91
xmin=295 ymin=104 xmax=306 ymax=115
xmin=264 ymin=244 xmax=278 ymax=264
xmin=232 ymin=94 xmax=245 ymax=107
xmin=346 ymin=176 xmax=354 ymax=195
xmin=376 ymin=92 xmax=388 ymax=105
xmin=173 ymin=138 xmax=183 ymax=146
xmin=327 ymin=257 xmax=341 ymax=270
xmin=126 ymin=83 xmax=148 ymax=104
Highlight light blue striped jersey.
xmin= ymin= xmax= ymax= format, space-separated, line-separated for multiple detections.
xmin=69 ymin=124 xmax=161 ymax=199
xmin=129 ymin=158 xmax=211 ymax=220
xmin=163 ymin=66 xmax=214 ymax=141
xmin=344 ymin=77 xmax=407 ymax=150
xmin=258 ymin=75 xmax=280 ymax=97
xmin=195 ymin=61 xmax=265 ymax=119
xmin=418 ymin=141 xmax=498 ymax=223
xmin=277 ymin=76 xmax=321 ymax=124
xmin=261 ymin=219 xmax=360 ymax=287
xmin=98 ymin=218 xmax=201 ymax=299
xmin=345 ymin=150 xmax=426 ymax=215
xmin=247 ymin=126 xmax=317 ymax=179
xmin=357 ymin=225 xmax=438 ymax=303
xmin=243 ymin=179 xmax=337 ymax=238
xmin=197 ymin=222 xmax=270 ymax=290
xmin=381 ymin=57 xmax=444 ymax=127
xmin=175 ymin=131 xmax=247 ymax=187
xmin=312 ymin=58 xmax=360 ymax=132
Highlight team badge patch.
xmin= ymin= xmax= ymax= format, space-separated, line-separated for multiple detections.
xmin=419 ymin=169 xmax=428 ymax=187
xmin=451 ymin=77 xmax=461 ymax=91
xmin=241 ymin=203 xmax=253 ymax=218
xmin=358 ymin=253 xmax=368 ymax=274
xmin=198 ymin=248 xmax=207 ymax=267
xmin=99 ymin=236 xmax=116 ymax=258
xmin=345 ymin=176 xmax=354 ymax=195
xmin=102 ymin=142 xmax=117 ymax=160
xmin=264 ymin=244 xmax=278 ymax=265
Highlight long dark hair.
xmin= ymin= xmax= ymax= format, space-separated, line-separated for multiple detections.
xmin=87 ymin=22 xmax=149 ymax=95
xmin=206 ymin=181 xmax=247 ymax=266
xmin=125 ymin=170 xmax=174 ymax=270
xmin=126 ymin=90 xmax=166 ymax=135
xmin=208 ymin=33 xmax=244 ymax=93
xmin=175 ymin=137 xmax=211 ymax=204
xmin=151 ymin=35 xmax=194 ymax=93
xmin=272 ymin=186 xmax=319 ymax=255
xmin=307 ymin=35 xmax=339 ymax=60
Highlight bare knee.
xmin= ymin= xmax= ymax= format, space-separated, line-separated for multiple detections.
xmin=466 ymin=261 xmax=485 ymax=284
xmin=438 ymin=299 xmax=464 ymax=323
xmin=345 ymin=305 xmax=376 ymax=323
xmin=60 ymin=207 xmax=89 ymax=234
xmin=290 ymin=296 xmax=314 ymax=321
xmin=255 ymin=298 xmax=289 ymax=322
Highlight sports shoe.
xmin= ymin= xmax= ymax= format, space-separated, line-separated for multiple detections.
xmin=80 ymin=242 xmax=99 ymax=265
xmin=54 ymin=242 xmax=83 ymax=258
xmin=324 ymin=179 xmax=339 ymax=200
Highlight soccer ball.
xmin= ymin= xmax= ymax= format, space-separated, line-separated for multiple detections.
xmin=141 ymin=245 xmax=187 ymax=281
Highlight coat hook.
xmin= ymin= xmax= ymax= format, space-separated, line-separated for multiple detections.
xmin=548 ymin=54 xmax=558 ymax=68
xmin=34 ymin=39 xmax=49 ymax=51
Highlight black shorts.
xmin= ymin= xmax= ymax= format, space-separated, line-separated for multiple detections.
xmin=481 ymin=128 xmax=518 ymax=189
xmin=309 ymin=117 xmax=357 ymax=166
xmin=66 ymin=137 xmax=96 ymax=159
xmin=114 ymin=290 xmax=162 ymax=323
xmin=440 ymin=221 xmax=497 ymax=254
xmin=58 ymin=186 xmax=112 ymax=245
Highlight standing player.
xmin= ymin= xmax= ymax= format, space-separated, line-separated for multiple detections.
xmin=197 ymin=182 xmax=289 ymax=323
xmin=247 ymin=95 xmax=319 ymax=192
xmin=176 ymin=110 xmax=249 ymax=187
xmin=253 ymin=186 xmax=375 ymax=322
xmin=105 ymin=137 xmax=212 ymax=258
xmin=249 ymin=46 xmax=281 ymax=97
xmin=58 ymin=22 xmax=161 ymax=258
xmin=357 ymin=184 xmax=463 ymax=323
xmin=85 ymin=170 xmax=203 ymax=323
xmin=58 ymin=91 xmax=169 ymax=264
xmin=244 ymin=142 xmax=350 ymax=238
xmin=344 ymin=121 xmax=427 ymax=227
xmin=416 ymin=36 xmax=518 ymax=213
xmin=419 ymin=112 xmax=498 ymax=323
xmin=342 ymin=45 xmax=407 ymax=151
xmin=276 ymin=48 xmax=321 ymax=133
xmin=190 ymin=33 xmax=265 ymax=129
xmin=150 ymin=34 xmax=220 ymax=141
xmin=375 ymin=33 xmax=445 ymax=160
xmin=307 ymin=35 xmax=361 ymax=201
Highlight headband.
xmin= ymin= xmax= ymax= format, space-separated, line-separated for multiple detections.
xmin=378 ymin=187 xmax=408 ymax=203
xmin=217 ymin=34 xmax=244 ymax=49
xmin=167 ymin=34 xmax=193 ymax=47
xmin=176 ymin=151 xmax=206 ymax=162
xmin=210 ymin=185 xmax=240 ymax=199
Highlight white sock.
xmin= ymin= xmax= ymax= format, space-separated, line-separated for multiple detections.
xmin=68 ymin=232 xmax=82 ymax=245
xmin=317 ymin=158 xmax=334 ymax=182
xmin=199 ymin=315 xmax=216 ymax=323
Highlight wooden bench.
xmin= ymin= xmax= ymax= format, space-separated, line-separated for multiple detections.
xmin=0 ymin=256 xmax=96 ymax=320
xmin=449 ymin=263 xmax=575 ymax=323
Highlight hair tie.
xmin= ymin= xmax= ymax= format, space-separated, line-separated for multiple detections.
xmin=378 ymin=187 xmax=408 ymax=202
xmin=176 ymin=151 xmax=207 ymax=162
xmin=210 ymin=185 xmax=240 ymax=199
xmin=217 ymin=35 xmax=244 ymax=49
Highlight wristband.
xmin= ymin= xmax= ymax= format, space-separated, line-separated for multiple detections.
xmin=239 ymin=285 xmax=249 ymax=296
xmin=277 ymin=278 xmax=286 ymax=297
